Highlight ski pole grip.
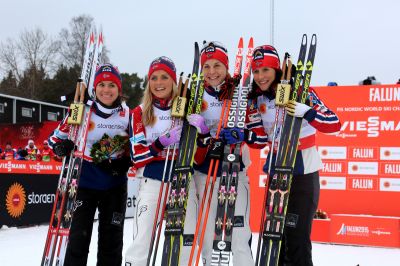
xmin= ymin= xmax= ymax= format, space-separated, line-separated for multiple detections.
xmin=182 ymin=76 xmax=189 ymax=98
xmin=281 ymin=54 xmax=288 ymax=79
xmin=73 ymin=82 xmax=80 ymax=103
xmin=276 ymin=52 xmax=291 ymax=106
xmin=286 ymin=56 xmax=293 ymax=81
xmin=67 ymin=102 xmax=85 ymax=125
xmin=275 ymin=83 xmax=290 ymax=106
xmin=79 ymin=82 xmax=87 ymax=104
xmin=68 ymin=80 xmax=86 ymax=125
xmin=171 ymin=96 xmax=187 ymax=118
xmin=171 ymin=75 xmax=188 ymax=118
xmin=177 ymin=73 xmax=184 ymax=95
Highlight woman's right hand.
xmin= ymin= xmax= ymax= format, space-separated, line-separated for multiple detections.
xmin=158 ymin=125 xmax=182 ymax=147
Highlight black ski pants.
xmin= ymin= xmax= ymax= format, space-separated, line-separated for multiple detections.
xmin=64 ymin=183 xmax=127 ymax=266
xmin=278 ymin=171 xmax=320 ymax=266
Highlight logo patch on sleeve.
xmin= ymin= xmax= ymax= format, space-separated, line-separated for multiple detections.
xmin=132 ymin=133 xmax=145 ymax=144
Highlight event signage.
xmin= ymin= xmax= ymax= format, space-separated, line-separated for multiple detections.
xmin=247 ymin=84 xmax=400 ymax=248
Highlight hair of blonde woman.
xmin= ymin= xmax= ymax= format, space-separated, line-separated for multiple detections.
xmin=141 ymin=80 xmax=178 ymax=126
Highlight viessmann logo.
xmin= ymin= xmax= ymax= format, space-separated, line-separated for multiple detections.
xmin=29 ymin=162 xmax=54 ymax=173
xmin=6 ymin=183 xmax=27 ymax=218
xmin=339 ymin=116 xmax=400 ymax=138
xmin=336 ymin=223 xmax=369 ymax=236
xmin=0 ymin=161 xmax=27 ymax=172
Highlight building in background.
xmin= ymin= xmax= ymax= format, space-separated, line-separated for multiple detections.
xmin=0 ymin=93 xmax=67 ymax=124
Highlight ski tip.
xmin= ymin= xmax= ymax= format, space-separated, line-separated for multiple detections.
xmin=311 ymin=34 xmax=317 ymax=45
xmin=90 ymin=32 xmax=95 ymax=44
xmin=194 ymin=42 xmax=200 ymax=57
xmin=248 ymin=37 xmax=254 ymax=47
xmin=302 ymin=34 xmax=307 ymax=44
xmin=98 ymin=32 xmax=104 ymax=45
xmin=238 ymin=37 xmax=244 ymax=48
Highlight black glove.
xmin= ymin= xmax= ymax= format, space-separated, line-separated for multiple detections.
xmin=97 ymin=156 xmax=132 ymax=177
xmin=53 ymin=139 xmax=75 ymax=157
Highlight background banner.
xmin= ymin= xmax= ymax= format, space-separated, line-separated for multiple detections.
xmin=0 ymin=161 xmax=139 ymax=227
xmin=0 ymin=172 xmax=58 ymax=226
xmin=0 ymin=121 xmax=59 ymax=150
xmin=248 ymin=84 xmax=400 ymax=231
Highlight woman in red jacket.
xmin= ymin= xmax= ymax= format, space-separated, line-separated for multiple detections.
xmin=125 ymin=56 xmax=197 ymax=266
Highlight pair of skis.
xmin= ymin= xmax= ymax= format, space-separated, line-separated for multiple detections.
xmin=161 ymin=42 xmax=204 ymax=266
xmin=145 ymin=72 xmax=190 ymax=266
xmin=255 ymin=34 xmax=317 ymax=266
xmin=41 ymin=27 xmax=103 ymax=266
xmin=188 ymin=37 xmax=254 ymax=266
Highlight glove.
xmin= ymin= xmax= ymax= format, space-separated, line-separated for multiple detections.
xmin=187 ymin=114 xmax=209 ymax=134
xmin=158 ymin=125 xmax=182 ymax=147
xmin=285 ymin=100 xmax=311 ymax=117
xmin=53 ymin=139 xmax=75 ymax=157
xmin=219 ymin=127 xmax=245 ymax=144
xmin=97 ymin=156 xmax=132 ymax=177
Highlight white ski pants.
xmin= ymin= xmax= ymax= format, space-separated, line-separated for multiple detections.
xmin=191 ymin=170 xmax=253 ymax=266
xmin=125 ymin=176 xmax=198 ymax=266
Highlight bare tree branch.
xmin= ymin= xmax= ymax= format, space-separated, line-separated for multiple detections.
xmin=17 ymin=27 xmax=59 ymax=74
xmin=0 ymin=39 xmax=22 ymax=81
xmin=58 ymin=14 xmax=94 ymax=68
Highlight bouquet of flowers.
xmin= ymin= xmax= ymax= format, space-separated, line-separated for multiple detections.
xmin=90 ymin=133 xmax=129 ymax=164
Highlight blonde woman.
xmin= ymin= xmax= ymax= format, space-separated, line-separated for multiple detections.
xmin=125 ymin=56 xmax=197 ymax=266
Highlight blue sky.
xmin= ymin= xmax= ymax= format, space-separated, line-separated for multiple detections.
xmin=1 ymin=0 xmax=399 ymax=86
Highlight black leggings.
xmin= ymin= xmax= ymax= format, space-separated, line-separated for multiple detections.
xmin=278 ymin=171 xmax=320 ymax=266
xmin=64 ymin=183 xmax=127 ymax=266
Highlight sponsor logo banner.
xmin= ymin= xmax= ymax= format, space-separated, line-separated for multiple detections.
xmin=349 ymin=147 xmax=378 ymax=160
xmin=0 ymin=161 xmax=61 ymax=174
xmin=380 ymin=162 xmax=400 ymax=176
xmin=321 ymin=161 xmax=346 ymax=175
xmin=0 ymin=174 xmax=58 ymax=226
xmin=347 ymin=177 xmax=378 ymax=191
xmin=380 ymin=147 xmax=400 ymax=160
xmin=348 ymin=162 xmax=379 ymax=175
xmin=316 ymin=85 xmax=400 ymax=145
xmin=331 ymin=214 xmax=400 ymax=247
xmin=248 ymin=85 xmax=400 ymax=235
xmin=318 ymin=146 xmax=347 ymax=159
xmin=5 ymin=183 xmax=26 ymax=218
xmin=320 ymin=176 xmax=346 ymax=190
xmin=379 ymin=178 xmax=400 ymax=192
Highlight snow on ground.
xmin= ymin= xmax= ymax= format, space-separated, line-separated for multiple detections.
xmin=1 ymin=218 xmax=399 ymax=266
